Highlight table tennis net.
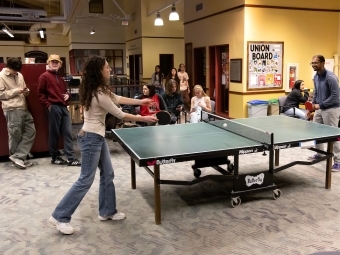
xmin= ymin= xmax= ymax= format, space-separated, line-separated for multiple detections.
xmin=207 ymin=119 xmax=273 ymax=146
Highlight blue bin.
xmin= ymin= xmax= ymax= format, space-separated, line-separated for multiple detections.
xmin=247 ymin=100 xmax=269 ymax=117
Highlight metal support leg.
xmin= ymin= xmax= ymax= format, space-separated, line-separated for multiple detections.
xmin=275 ymin=149 xmax=279 ymax=166
xmin=325 ymin=141 xmax=333 ymax=189
xmin=154 ymin=165 xmax=161 ymax=224
xmin=131 ymin=158 xmax=136 ymax=189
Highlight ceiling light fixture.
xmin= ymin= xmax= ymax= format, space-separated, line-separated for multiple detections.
xmin=39 ymin=28 xmax=44 ymax=39
xmin=154 ymin=12 xmax=163 ymax=26
xmin=90 ymin=29 xmax=95 ymax=35
xmin=2 ymin=26 xmax=14 ymax=37
xmin=169 ymin=4 xmax=179 ymax=21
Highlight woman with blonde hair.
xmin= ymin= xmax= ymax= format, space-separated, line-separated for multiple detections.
xmin=190 ymin=85 xmax=212 ymax=123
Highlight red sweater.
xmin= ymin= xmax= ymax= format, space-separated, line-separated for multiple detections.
xmin=38 ymin=70 xmax=69 ymax=108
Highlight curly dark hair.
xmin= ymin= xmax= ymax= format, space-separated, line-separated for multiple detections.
xmin=79 ymin=55 xmax=112 ymax=111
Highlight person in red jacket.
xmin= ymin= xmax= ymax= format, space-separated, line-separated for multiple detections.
xmin=38 ymin=54 xmax=80 ymax=166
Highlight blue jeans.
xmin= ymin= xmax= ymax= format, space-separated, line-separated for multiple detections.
xmin=284 ymin=107 xmax=307 ymax=120
xmin=52 ymin=131 xmax=117 ymax=222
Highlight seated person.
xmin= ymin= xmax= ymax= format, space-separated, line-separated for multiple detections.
xmin=135 ymin=84 xmax=167 ymax=126
xmin=189 ymin=85 xmax=212 ymax=123
xmin=283 ymin=80 xmax=309 ymax=120
xmin=162 ymin=79 xmax=184 ymax=124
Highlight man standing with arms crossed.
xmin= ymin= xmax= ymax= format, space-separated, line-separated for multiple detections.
xmin=38 ymin=54 xmax=80 ymax=166
xmin=308 ymin=55 xmax=340 ymax=171
xmin=0 ymin=57 xmax=36 ymax=169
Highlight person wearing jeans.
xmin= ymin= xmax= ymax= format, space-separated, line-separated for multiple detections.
xmin=49 ymin=55 xmax=157 ymax=235
xmin=307 ymin=55 xmax=340 ymax=171
xmin=283 ymin=80 xmax=309 ymax=120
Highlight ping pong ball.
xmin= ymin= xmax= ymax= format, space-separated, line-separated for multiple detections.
xmin=223 ymin=123 xmax=228 ymax=128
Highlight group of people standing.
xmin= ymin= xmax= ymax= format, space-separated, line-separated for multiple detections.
xmin=148 ymin=64 xmax=212 ymax=123
xmin=0 ymin=55 xmax=81 ymax=170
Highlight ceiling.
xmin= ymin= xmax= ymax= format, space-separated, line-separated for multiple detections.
xmin=0 ymin=0 xmax=63 ymax=42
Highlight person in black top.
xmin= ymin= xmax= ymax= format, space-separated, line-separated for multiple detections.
xmin=162 ymin=79 xmax=184 ymax=124
xmin=283 ymin=79 xmax=309 ymax=120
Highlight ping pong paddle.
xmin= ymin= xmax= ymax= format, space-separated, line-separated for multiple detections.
xmin=156 ymin=111 xmax=171 ymax=125
xmin=305 ymin=101 xmax=314 ymax=112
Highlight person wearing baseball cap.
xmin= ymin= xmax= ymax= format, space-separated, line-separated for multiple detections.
xmin=38 ymin=54 xmax=81 ymax=166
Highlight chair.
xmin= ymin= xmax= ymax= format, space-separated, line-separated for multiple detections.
xmin=278 ymin=96 xmax=296 ymax=117
xmin=184 ymin=99 xmax=215 ymax=123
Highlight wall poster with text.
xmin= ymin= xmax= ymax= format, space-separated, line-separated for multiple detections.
xmin=247 ymin=41 xmax=284 ymax=90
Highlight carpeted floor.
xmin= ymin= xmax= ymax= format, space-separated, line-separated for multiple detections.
xmin=1 ymin=123 xmax=340 ymax=255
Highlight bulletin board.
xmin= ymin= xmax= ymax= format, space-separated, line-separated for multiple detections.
xmin=247 ymin=41 xmax=284 ymax=90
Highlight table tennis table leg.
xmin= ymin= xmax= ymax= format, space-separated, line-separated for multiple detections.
xmin=325 ymin=141 xmax=333 ymax=189
xmin=154 ymin=165 xmax=161 ymax=225
xmin=131 ymin=158 xmax=136 ymax=189
xmin=274 ymin=149 xmax=279 ymax=166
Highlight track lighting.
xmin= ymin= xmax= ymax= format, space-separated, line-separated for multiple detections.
xmin=39 ymin=28 xmax=44 ymax=38
xmin=154 ymin=12 xmax=163 ymax=26
xmin=2 ymin=27 xmax=14 ymax=37
xmin=169 ymin=4 xmax=179 ymax=21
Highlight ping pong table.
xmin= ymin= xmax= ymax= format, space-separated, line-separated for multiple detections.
xmin=112 ymin=115 xmax=340 ymax=224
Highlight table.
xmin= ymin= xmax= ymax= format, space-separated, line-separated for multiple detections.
xmin=112 ymin=115 xmax=340 ymax=224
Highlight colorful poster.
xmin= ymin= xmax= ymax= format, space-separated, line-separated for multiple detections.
xmin=247 ymin=42 xmax=284 ymax=90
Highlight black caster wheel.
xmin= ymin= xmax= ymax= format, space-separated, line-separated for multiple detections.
xmin=272 ymin=189 xmax=282 ymax=200
xmin=193 ymin=169 xmax=201 ymax=178
xmin=227 ymin=163 xmax=234 ymax=172
xmin=231 ymin=197 xmax=241 ymax=208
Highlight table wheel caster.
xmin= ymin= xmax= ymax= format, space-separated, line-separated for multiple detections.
xmin=231 ymin=196 xmax=241 ymax=208
xmin=193 ymin=169 xmax=201 ymax=178
xmin=272 ymin=189 xmax=281 ymax=200
xmin=227 ymin=163 xmax=234 ymax=172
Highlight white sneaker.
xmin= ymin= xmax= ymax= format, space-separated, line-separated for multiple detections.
xmin=49 ymin=216 xmax=58 ymax=226
xmin=56 ymin=222 xmax=74 ymax=235
xmin=98 ymin=211 xmax=126 ymax=221
xmin=49 ymin=216 xmax=74 ymax=235
xmin=9 ymin=156 xmax=26 ymax=169
xmin=24 ymin=160 xmax=33 ymax=167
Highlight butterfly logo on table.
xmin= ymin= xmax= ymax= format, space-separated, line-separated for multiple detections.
xmin=147 ymin=160 xmax=157 ymax=166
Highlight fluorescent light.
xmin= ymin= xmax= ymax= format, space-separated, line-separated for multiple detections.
xmin=154 ymin=12 xmax=163 ymax=26
xmin=39 ymin=28 xmax=44 ymax=38
xmin=169 ymin=4 xmax=179 ymax=21
xmin=90 ymin=29 xmax=95 ymax=35
xmin=2 ymin=27 xmax=14 ymax=37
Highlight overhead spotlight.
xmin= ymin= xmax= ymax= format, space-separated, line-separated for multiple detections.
xmin=154 ymin=12 xmax=163 ymax=26
xmin=2 ymin=26 xmax=14 ymax=37
xmin=39 ymin=28 xmax=44 ymax=39
xmin=90 ymin=29 xmax=95 ymax=35
xmin=169 ymin=4 xmax=179 ymax=21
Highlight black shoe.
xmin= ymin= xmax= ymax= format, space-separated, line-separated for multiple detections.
xmin=67 ymin=159 xmax=81 ymax=166
xmin=51 ymin=156 xmax=67 ymax=165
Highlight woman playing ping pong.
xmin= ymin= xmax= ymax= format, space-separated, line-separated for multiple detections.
xmin=49 ymin=55 xmax=157 ymax=235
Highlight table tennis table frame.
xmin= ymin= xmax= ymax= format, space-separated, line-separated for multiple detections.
xmin=121 ymin=135 xmax=335 ymax=225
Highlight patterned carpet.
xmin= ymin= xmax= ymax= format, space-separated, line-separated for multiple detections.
xmin=1 ymin=123 xmax=340 ymax=255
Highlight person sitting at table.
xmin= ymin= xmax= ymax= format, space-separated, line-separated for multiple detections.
xmin=283 ymin=80 xmax=309 ymax=120
xmin=135 ymin=84 xmax=167 ymax=126
xmin=162 ymin=79 xmax=184 ymax=124
xmin=189 ymin=85 xmax=212 ymax=123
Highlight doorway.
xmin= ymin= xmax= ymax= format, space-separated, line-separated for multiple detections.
xmin=128 ymin=54 xmax=141 ymax=83
xmin=159 ymin=54 xmax=173 ymax=78
xmin=209 ymin=45 xmax=229 ymax=113
xmin=194 ymin=47 xmax=206 ymax=92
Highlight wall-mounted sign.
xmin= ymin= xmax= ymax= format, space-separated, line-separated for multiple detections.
xmin=247 ymin=41 xmax=284 ymax=90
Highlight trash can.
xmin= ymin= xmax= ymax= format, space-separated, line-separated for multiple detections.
xmin=247 ymin=100 xmax=269 ymax=118
xmin=267 ymin=99 xmax=279 ymax=116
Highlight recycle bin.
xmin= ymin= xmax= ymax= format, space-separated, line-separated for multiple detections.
xmin=247 ymin=100 xmax=269 ymax=118
xmin=267 ymin=99 xmax=279 ymax=116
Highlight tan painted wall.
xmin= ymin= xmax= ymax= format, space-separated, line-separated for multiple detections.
xmin=183 ymin=0 xmax=340 ymax=118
